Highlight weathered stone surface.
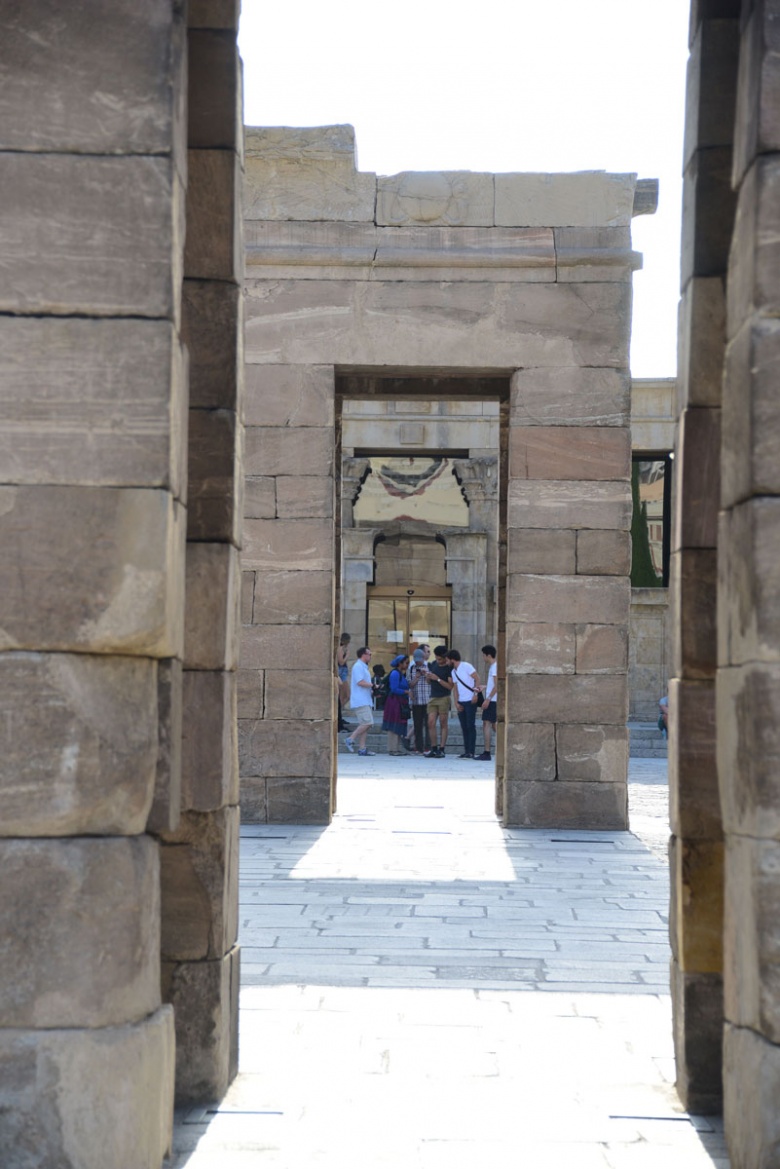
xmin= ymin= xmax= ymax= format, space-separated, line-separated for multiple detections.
xmin=181 ymin=671 xmax=238 ymax=812
xmin=505 ymin=622 xmax=576 ymax=674
xmin=728 ymin=157 xmax=780 ymax=334
xmin=182 ymin=279 xmax=242 ymax=410
xmin=244 ymin=280 xmax=630 ymax=369
xmin=506 ymin=574 xmax=629 ymax=625
xmin=0 ymin=836 xmax=160 ymax=1028
xmin=718 ymin=663 xmax=780 ymax=839
xmin=724 ymin=1022 xmax=780 ymax=1166
xmin=265 ymin=670 xmax=335 ymax=721
xmin=0 ymin=652 xmax=157 ymax=836
xmin=554 ymin=226 xmax=638 ymax=282
xmin=0 ymin=317 xmax=186 ymax=490
xmin=722 ymin=316 xmax=780 ymax=507
xmin=160 ymin=807 xmax=239 ymax=961
xmin=556 ymin=724 xmax=629 ymax=782
xmin=505 ymin=674 xmax=628 ymax=725
xmin=241 ymin=623 xmax=332 ymax=672
xmin=669 ymin=835 xmax=724 ymax=972
xmin=185 ymin=148 xmax=242 ymax=282
xmin=184 ymin=542 xmax=240 ymax=670
xmin=189 ymin=0 xmax=240 ymax=27
xmin=242 ymin=518 xmax=334 ymax=572
xmin=148 ymin=657 xmax=183 ymax=836
xmin=0 ymin=153 xmax=182 ymax=317
xmin=239 ymin=719 xmax=332 ymax=779
xmin=507 ymin=528 xmax=576 ymax=575
xmin=245 ymin=219 xmax=556 ymax=283
xmin=671 ymin=963 xmax=724 ymax=1115
xmin=670 ymin=548 xmax=717 ymax=678
xmin=244 ymin=476 xmax=276 ymax=518
xmin=668 ymin=678 xmax=719 ymax=839
xmin=187 ymin=408 xmax=242 ymax=543
xmin=244 ymin=426 xmax=333 ymax=477
xmin=718 ymin=498 xmax=780 ymax=665
xmin=510 ymin=367 xmax=629 ymax=427
xmin=276 ymin=476 xmax=334 ymax=520
xmin=241 ymin=571 xmax=254 ymax=623
xmin=250 ymin=569 xmax=333 ymax=626
xmin=240 ymin=777 xmax=267 ymax=823
xmin=377 ymin=171 xmax=493 ymax=226
xmin=244 ymin=125 xmax=376 ymax=222
xmin=267 ymin=777 xmax=332 ymax=824
xmin=673 ymin=407 xmax=721 ymax=550
xmin=630 ymin=377 xmax=677 ymax=450
xmin=576 ymin=529 xmax=632 ymax=575
xmin=724 ymin=835 xmax=780 ymax=1042
xmin=0 ymin=1 xmax=184 ymax=155
xmin=509 ymin=427 xmax=630 ymax=481
xmin=504 ymin=779 xmax=628 ymax=830
xmin=629 ymin=589 xmax=671 ymax=721
xmin=244 ymin=364 xmax=335 ymax=428
xmin=504 ymin=722 xmax=556 ymax=781
xmin=162 ymin=946 xmax=239 ymax=1105
xmin=575 ymin=624 xmax=629 ymax=674
xmin=187 ymin=30 xmax=240 ymax=150
xmin=237 ymin=669 xmax=264 ymax=720
xmin=733 ymin=3 xmax=780 ymax=184
xmin=0 ymin=1008 xmax=175 ymax=1169
xmin=681 ymin=146 xmax=737 ymax=286
xmin=683 ymin=17 xmax=740 ymax=169
xmin=495 ymin=172 xmax=636 ymax=227
xmin=508 ymin=480 xmax=632 ymax=531
xmin=0 ymin=486 xmax=185 ymax=656
xmin=678 ymin=276 xmax=727 ymax=411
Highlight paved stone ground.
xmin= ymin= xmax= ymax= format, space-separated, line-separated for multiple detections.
xmin=171 ymin=756 xmax=729 ymax=1168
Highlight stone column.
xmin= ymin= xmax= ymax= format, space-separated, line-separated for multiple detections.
xmin=239 ymin=364 xmax=337 ymax=823
xmin=158 ymin=4 xmax=244 ymax=1106
xmin=452 ymin=455 xmax=500 ymax=644
xmin=341 ymin=526 xmax=379 ymax=648
xmin=0 ymin=3 xmax=187 ymax=1163
xmin=445 ymin=532 xmax=489 ymax=668
xmin=671 ymin=0 xmax=739 ymax=1115
xmin=719 ymin=2 xmax=780 ymax=1160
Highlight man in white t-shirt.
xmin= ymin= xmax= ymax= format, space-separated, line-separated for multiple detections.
xmin=345 ymin=646 xmax=376 ymax=757
xmin=477 ymin=644 xmax=498 ymax=762
xmin=447 ymin=649 xmax=480 ymax=759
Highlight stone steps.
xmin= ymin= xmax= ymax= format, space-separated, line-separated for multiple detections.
xmin=340 ymin=719 xmax=668 ymax=758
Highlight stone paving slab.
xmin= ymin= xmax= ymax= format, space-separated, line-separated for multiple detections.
xmin=171 ymin=756 xmax=729 ymax=1168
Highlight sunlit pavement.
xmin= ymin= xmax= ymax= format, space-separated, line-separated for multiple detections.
xmin=171 ymin=756 xmax=729 ymax=1168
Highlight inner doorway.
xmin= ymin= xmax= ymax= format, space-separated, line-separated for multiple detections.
xmin=367 ymin=584 xmax=452 ymax=678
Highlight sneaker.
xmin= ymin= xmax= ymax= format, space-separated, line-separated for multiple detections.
xmin=476 ymin=751 xmax=492 ymax=761
xmin=358 ymin=749 xmax=376 ymax=757
xmin=344 ymin=737 xmax=355 ymax=753
xmin=458 ymin=752 xmax=474 ymax=759
xmin=435 ymin=748 xmax=445 ymax=758
xmin=423 ymin=747 xmax=437 ymax=758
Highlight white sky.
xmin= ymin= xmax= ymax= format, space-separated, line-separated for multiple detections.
xmin=239 ymin=0 xmax=689 ymax=378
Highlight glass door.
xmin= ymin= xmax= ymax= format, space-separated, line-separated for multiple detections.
xmin=366 ymin=587 xmax=451 ymax=679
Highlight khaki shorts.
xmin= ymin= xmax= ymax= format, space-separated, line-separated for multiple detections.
xmin=351 ymin=705 xmax=374 ymax=726
xmin=428 ymin=696 xmax=451 ymax=715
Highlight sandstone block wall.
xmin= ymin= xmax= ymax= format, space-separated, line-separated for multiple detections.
xmin=669 ymin=0 xmax=740 ymax=1116
xmin=717 ymin=1 xmax=780 ymax=1161
xmin=0 ymin=4 xmax=244 ymax=1159
xmin=160 ymin=4 xmax=244 ymax=1107
xmin=242 ymin=125 xmax=642 ymax=828
xmin=0 ymin=2 xmax=187 ymax=1163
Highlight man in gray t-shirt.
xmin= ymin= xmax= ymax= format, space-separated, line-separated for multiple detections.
xmin=424 ymin=646 xmax=454 ymax=758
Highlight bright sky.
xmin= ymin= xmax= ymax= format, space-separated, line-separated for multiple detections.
xmin=239 ymin=0 xmax=689 ymax=378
